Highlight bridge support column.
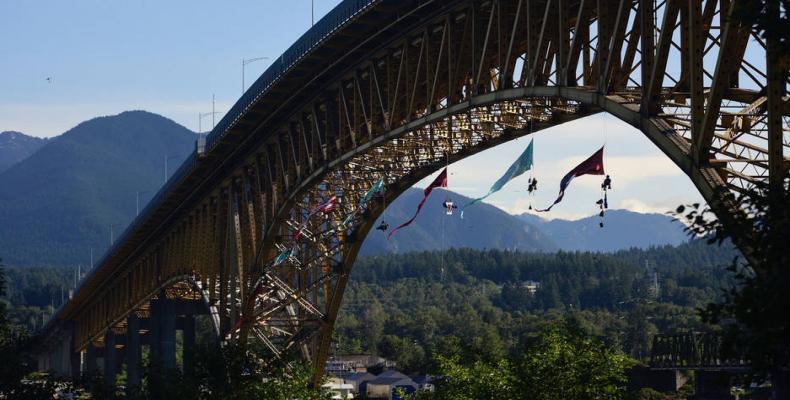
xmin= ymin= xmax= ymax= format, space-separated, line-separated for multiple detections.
xmin=160 ymin=299 xmax=177 ymax=370
xmin=70 ymin=348 xmax=81 ymax=380
xmin=56 ymin=335 xmax=70 ymax=377
xmin=86 ymin=342 xmax=99 ymax=374
xmin=182 ymin=313 xmax=195 ymax=376
xmin=774 ymin=369 xmax=790 ymax=400
xmin=149 ymin=300 xmax=161 ymax=362
xmin=103 ymin=330 xmax=117 ymax=387
xmin=126 ymin=313 xmax=141 ymax=390
xmin=692 ymin=370 xmax=733 ymax=400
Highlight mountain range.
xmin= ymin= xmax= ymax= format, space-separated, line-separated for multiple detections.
xmin=0 ymin=131 xmax=47 ymax=173
xmin=0 ymin=111 xmax=688 ymax=267
xmin=518 ymin=209 xmax=688 ymax=252
xmin=359 ymin=188 xmax=557 ymax=255
xmin=359 ymin=189 xmax=688 ymax=255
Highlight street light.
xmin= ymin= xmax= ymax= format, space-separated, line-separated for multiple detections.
xmin=242 ymin=57 xmax=269 ymax=93
xmin=198 ymin=111 xmax=223 ymax=136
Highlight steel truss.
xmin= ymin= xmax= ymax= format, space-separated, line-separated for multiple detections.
xmin=53 ymin=0 xmax=786 ymax=386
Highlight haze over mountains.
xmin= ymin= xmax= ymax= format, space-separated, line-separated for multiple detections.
xmin=0 ymin=131 xmax=47 ymax=173
xmin=0 ymin=111 xmax=688 ymax=267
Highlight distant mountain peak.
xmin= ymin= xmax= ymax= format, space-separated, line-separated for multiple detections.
xmin=0 ymin=131 xmax=47 ymax=174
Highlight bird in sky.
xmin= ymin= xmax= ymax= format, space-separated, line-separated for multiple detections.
xmin=46 ymin=77 xmax=52 ymax=83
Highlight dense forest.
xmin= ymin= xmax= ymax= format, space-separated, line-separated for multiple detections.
xmin=335 ymin=240 xmax=736 ymax=373
xmin=1 ymin=239 xmax=736 ymax=376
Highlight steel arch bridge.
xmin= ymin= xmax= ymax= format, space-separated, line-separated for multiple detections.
xmin=37 ymin=0 xmax=788 ymax=387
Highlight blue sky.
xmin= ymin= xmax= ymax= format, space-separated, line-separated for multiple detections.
xmin=0 ymin=1 xmax=704 ymax=220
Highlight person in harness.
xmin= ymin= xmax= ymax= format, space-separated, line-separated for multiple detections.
xmin=376 ymin=221 xmax=389 ymax=231
xmin=442 ymin=199 xmax=458 ymax=215
xmin=597 ymin=175 xmax=612 ymax=228
xmin=601 ymin=175 xmax=612 ymax=190
xmin=527 ymin=177 xmax=538 ymax=194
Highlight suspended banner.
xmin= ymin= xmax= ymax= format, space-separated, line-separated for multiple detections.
xmin=388 ymin=168 xmax=448 ymax=239
xmin=341 ymin=178 xmax=384 ymax=227
xmin=461 ymin=139 xmax=534 ymax=217
xmin=293 ymin=195 xmax=337 ymax=241
xmin=537 ymin=147 xmax=605 ymax=212
xmin=272 ymin=248 xmax=293 ymax=266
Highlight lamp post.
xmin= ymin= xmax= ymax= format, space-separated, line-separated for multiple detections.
xmin=242 ymin=57 xmax=269 ymax=94
xmin=198 ymin=111 xmax=223 ymax=136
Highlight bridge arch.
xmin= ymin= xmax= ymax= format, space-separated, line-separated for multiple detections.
xmin=47 ymin=0 xmax=786 ymax=387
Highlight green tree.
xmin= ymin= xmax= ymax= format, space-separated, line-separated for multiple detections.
xmin=677 ymin=181 xmax=790 ymax=374
xmin=514 ymin=319 xmax=633 ymax=400
xmin=414 ymin=319 xmax=633 ymax=400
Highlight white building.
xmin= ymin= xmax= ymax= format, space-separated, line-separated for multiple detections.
xmin=323 ymin=376 xmax=355 ymax=399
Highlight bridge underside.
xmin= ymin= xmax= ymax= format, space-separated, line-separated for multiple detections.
xmin=45 ymin=0 xmax=787 ymax=386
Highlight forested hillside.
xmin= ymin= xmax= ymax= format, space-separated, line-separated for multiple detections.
xmin=2 ymin=240 xmax=735 ymax=374
xmin=0 ymin=111 xmax=196 ymax=266
xmin=334 ymin=240 xmax=736 ymax=372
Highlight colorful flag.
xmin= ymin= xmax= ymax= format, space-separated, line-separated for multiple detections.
xmin=537 ymin=147 xmax=605 ymax=212
xmin=388 ymin=168 xmax=448 ymax=239
xmin=341 ymin=178 xmax=384 ymax=227
xmin=272 ymin=248 xmax=292 ymax=266
xmin=293 ymin=195 xmax=338 ymax=241
xmin=310 ymin=195 xmax=337 ymax=215
xmin=461 ymin=139 xmax=533 ymax=217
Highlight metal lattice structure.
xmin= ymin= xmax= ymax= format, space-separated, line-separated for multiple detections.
xmin=41 ymin=0 xmax=788 ymax=385
xmin=650 ymin=333 xmax=746 ymax=370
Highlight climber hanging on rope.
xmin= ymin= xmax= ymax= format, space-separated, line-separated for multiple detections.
xmin=602 ymin=175 xmax=612 ymax=191
xmin=442 ymin=199 xmax=458 ymax=215
xmin=376 ymin=221 xmax=389 ymax=231
xmin=527 ymin=177 xmax=538 ymax=194
xmin=597 ymin=175 xmax=612 ymax=228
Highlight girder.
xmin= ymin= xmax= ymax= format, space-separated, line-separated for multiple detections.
xmin=42 ymin=0 xmax=787 ymax=387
